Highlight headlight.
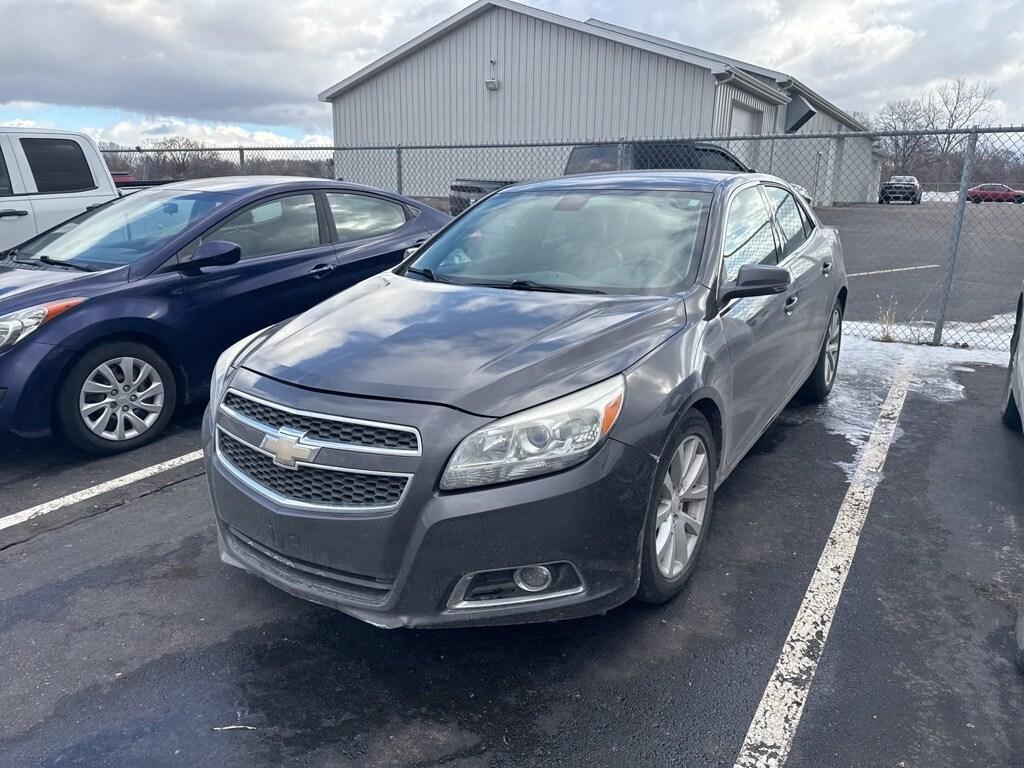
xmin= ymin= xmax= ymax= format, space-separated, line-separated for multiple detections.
xmin=0 ymin=298 xmax=84 ymax=352
xmin=441 ymin=375 xmax=625 ymax=490
xmin=209 ymin=328 xmax=268 ymax=406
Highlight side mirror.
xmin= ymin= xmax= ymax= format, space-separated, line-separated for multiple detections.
xmin=186 ymin=240 xmax=241 ymax=270
xmin=719 ymin=264 xmax=791 ymax=305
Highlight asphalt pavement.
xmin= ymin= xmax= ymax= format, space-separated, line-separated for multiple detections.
xmin=0 ymin=338 xmax=1021 ymax=767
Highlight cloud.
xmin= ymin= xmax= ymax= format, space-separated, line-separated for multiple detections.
xmin=77 ymin=115 xmax=331 ymax=147
xmin=1 ymin=0 xmax=1022 ymax=138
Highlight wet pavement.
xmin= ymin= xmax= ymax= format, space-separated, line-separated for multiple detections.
xmin=1 ymin=338 xmax=1022 ymax=767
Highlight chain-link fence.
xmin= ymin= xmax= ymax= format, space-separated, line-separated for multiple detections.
xmin=102 ymin=127 xmax=1024 ymax=350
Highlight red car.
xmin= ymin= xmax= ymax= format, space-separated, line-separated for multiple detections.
xmin=968 ymin=183 xmax=1024 ymax=204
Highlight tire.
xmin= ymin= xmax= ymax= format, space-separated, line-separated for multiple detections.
xmin=636 ymin=410 xmax=717 ymax=604
xmin=971 ymin=197 xmax=982 ymax=204
xmin=56 ymin=341 xmax=177 ymax=455
xmin=799 ymin=299 xmax=843 ymax=403
xmin=1015 ymin=197 xmax=1024 ymax=205
xmin=1002 ymin=307 xmax=1023 ymax=431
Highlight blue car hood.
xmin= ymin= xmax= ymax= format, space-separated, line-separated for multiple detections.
xmin=243 ymin=274 xmax=686 ymax=417
xmin=0 ymin=263 xmax=121 ymax=311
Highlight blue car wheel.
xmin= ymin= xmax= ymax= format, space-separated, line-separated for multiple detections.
xmin=57 ymin=341 xmax=178 ymax=454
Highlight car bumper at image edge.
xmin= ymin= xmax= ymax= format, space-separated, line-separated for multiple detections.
xmin=202 ymin=413 xmax=656 ymax=629
xmin=0 ymin=341 xmax=75 ymax=438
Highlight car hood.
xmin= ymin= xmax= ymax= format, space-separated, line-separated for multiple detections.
xmin=0 ymin=262 xmax=122 ymax=310
xmin=242 ymin=274 xmax=687 ymax=416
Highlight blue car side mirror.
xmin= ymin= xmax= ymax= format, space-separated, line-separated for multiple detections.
xmin=186 ymin=240 xmax=241 ymax=270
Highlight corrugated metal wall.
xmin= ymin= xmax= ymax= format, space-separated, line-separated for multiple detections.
xmin=330 ymin=6 xmax=717 ymax=146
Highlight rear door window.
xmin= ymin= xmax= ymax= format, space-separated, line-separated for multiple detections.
xmin=763 ymin=186 xmax=810 ymax=259
xmin=325 ymin=192 xmax=407 ymax=243
xmin=722 ymin=186 xmax=779 ymax=281
xmin=20 ymin=138 xmax=96 ymax=193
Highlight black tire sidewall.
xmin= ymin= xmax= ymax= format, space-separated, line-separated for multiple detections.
xmin=636 ymin=410 xmax=717 ymax=604
xmin=1003 ymin=309 xmax=1023 ymax=431
xmin=57 ymin=342 xmax=177 ymax=454
xmin=799 ymin=299 xmax=843 ymax=403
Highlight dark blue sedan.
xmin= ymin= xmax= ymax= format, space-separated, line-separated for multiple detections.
xmin=0 ymin=176 xmax=449 ymax=453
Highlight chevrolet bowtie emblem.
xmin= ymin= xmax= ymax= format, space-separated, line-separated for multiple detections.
xmin=260 ymin=428 xmax=319 ymax=469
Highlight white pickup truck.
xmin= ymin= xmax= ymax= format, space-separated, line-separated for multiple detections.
xmin=0 ymin=126 xmax=118 ymax=252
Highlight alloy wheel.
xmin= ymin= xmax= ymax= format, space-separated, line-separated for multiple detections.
xmin=654 ymin=435 xmax=709 ymax=578
xmin=824 ymin=307 xmax=842 ymax=386
xmin=79 ymin=356 xmax=165 ymax=441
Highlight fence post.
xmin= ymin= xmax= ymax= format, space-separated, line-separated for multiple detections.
xmin=932 ymin=131 xmax=978 ymax=346
xmin=395 ymin=147 xmax=404 ymax=194
xmin=238 ymin=148 xmax=246 ymax=174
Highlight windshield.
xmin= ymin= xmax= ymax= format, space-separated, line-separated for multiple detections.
xmin=15 ymin=187 xmax=232 ymax=270
xmin=408 ymin=189 xmax=712 ymax=294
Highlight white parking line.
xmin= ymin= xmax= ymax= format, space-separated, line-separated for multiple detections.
xmin=733 ymin=352 xmax=918 ymax=768
xmin=848 ymin=264 xmax=940 ymax=277
xmin=0 ymin=450 xmax=204 ymax=533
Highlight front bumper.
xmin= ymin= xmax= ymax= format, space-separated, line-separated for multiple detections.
xmin=0 ymin=341 xmax=75 ymax=438
xmin=203 ymin=373 xmax=655 ymax=628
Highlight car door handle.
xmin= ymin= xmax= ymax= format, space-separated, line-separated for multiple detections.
xmin=308 ymin=263 xmax=337 ymax=279
xmin=0 ymin=209 xmax=29 ymax=219
xmin=821 ymin=261 xmax=833 ymax=276
xmin=784 ymin=295 xmax=799 ymax=315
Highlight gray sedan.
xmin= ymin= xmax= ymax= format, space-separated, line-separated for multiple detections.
xmin=202 ymin=171 xmax=848 ymax=628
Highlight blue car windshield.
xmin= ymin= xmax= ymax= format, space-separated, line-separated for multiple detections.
xmin=15 ymin=188 xmax=233 ymax=269
xmin=408 ymin=188 xmax=712 ymax=294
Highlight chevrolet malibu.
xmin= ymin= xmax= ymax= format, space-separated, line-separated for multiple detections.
xmin=203 ymin=171 xmax=848 ymax=628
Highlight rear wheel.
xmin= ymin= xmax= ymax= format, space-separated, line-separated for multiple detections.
xmin=799 ymin=300 xmax=843 ymax=403
xmin=971 ymin=197 xmax=983 ymax=204
xmin=637 ymin=411 xmax=717 ymax=604
xmin=57 ymin=342 xmax=177 ymax=454
xmin=1002 ymin=306 xmax=1023 ymax=431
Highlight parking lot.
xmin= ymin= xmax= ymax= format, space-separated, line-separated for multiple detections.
xmin=1 ymin=337 xmax=1021 ymax=768
xmin=819 ymin=201 xmax=1024 ymax=347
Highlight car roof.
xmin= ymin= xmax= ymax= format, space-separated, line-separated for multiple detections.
xmin=503 ymin=170 xmax=768 ymax=195
xmin=155 ymin=176 xmax=404 ymax=199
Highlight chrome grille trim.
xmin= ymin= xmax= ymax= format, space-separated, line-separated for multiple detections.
xmin=215 ymin=427 xmax=412 ymax=513
xmin=220 ymin=388 xmax=421 ymax=456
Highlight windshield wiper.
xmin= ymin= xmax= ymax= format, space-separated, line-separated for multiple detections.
xmin=406 ymin=266 xmax=455 ymax=283
xmin=477 ymin=278 xmax=606 ymax=295
xmin=37 ymin=256 xmax=94 ymax=272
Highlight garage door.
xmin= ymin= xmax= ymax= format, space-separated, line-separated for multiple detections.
xmin=729 ymin=103 xmax=763 ymax=167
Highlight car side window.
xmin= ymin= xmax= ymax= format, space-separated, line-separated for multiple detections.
xmin=20 ymin=138 xmax=96 ymax=194
xmin=325 ymin=192 xmax=407 ymax=243
xmin=204 ymin=194 xmax=320 ymax=260
xmin=763 ymin=186 xmax=809 ymax=259
xmin=0 ymin=148 xmax=12 ymax=196
xmin=722 ymin=186 xmax=779 ymax=281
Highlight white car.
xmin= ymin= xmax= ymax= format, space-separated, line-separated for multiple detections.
xmin=0 ymin=127 xmax=118 ymax=252
xmin=1004 ymin=288 xmax=1023 ymax=432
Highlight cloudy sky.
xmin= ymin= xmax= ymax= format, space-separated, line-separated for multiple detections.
xmin=2 ymin=0 xmax=1022 ymax=145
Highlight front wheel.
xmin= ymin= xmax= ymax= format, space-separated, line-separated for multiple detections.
xmin=636 ymin=411 xmax=717 ymax=604
xmin=57 ymin=341 xmax=177 ymax=454
xmin=799 ymin=300 xmax=843 ymax=403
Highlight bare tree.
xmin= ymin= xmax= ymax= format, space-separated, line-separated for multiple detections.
xmin=928 ymin=78 xmax=996 ymax=158
xmin=874 ymin=97 xmax=934 ymax=174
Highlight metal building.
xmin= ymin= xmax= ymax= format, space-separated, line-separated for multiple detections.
xmin=319 ymin=0 xmax=882 ymax=204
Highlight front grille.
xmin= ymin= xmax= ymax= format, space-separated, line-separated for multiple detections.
xmin=225 ymin=526 xmax=394 ymax=604
xmin=218 ymin=431 xmax=408 ymax=509
xmin=222 ymin=391 xmax=419 ymax=453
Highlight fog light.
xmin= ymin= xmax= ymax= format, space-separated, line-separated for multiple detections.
xmin=513 ymin=565 xmax=552 ymax=592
